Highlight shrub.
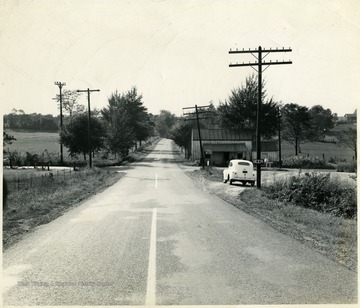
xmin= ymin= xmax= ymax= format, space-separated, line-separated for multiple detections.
xmin=24 ymin=152 xmax=39 ymax=166
xmin=8 ymin=151 xmax=22 ymax=168
xmin=282 ymin=156 xmax=335 ymax=169
xmin=337 ymin=161 xmax=357 ymax=173
xmin=267 ymin=172 xmax=356 ymax=219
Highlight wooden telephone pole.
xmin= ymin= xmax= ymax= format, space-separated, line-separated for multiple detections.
xmin=54 ymin=81 xmax=66 ymax=164
xmin=76 ymin=88 xmax=100 ymax=168
xmin=182 ymin=105 xmax=211 ymax=169
xmin=229 ymin=46 xmax=292 ymax=188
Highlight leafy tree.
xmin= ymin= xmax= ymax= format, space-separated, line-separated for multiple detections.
xmin=155 ymin=110 xmax=177 ymax=138
xmin=60 ymin=113 xmax=105 ymax=160
xmin=309 ymin=105 xmax=334 ymax=141
xmin=170 ymin=118 xmax=199 ymax=159
xmin=59 ymin=90 xmax=84 ymax=117
xmin=102 ymin=87 xmax=154 ymax=152
xmin=217 ymin=74 xmax=278 ymax=138
xmin=200 ymin=103 xmax=220 ymax=128
xmin=102 ymin=98 xmax=136 ymax=157
xmin=3 ymin=131 xmax=16 ymax=146
xmin=281 ymin=103 xmax=313 ymax=155
xmin=337 ymin=127 xmax=357 ymax=159
xmin=123 ymin=87 xmax=154 ymax=146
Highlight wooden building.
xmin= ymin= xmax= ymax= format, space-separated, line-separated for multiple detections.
xmin=191 ymin=129 xmax=254 ymax=165
xmin=251 ymin=140 xmax=279 ymax=162
xmin=191 ymin=129 xmax=278 ymax=165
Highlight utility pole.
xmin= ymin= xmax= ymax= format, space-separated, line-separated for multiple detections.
xmin=229 ymin=46 xmax=292 ymax=188
xmin=54 ymin=81 xmax=66 ymax=164
xmin=278 ymin=106 xmax=282 ymax=169
xmin=76 ymin=88 xmax=100 ymax=168
xmin=182 ymin=105 xmax=210 ymax=169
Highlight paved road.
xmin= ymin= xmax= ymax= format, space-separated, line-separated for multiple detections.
xmin=3 ymin=139 xmax=357 ymax=305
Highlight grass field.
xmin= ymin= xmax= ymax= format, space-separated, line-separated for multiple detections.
xmin=281 ymin=140 xmax=355 ymax=162
xmin=5 ymin=130 xmax=65 ymax=156
xmin=4 ymin=129 xmax=356 ymax=163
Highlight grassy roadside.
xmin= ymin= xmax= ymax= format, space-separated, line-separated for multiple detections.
xmin=3 ymin=139 xmax=160 ymax=250
xmin=3 ymin=168 xmax=124 ymax=250
xmin=186 ymin=168 xmax=357 ymax=272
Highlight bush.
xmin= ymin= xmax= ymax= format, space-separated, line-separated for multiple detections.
xmin=282 ymin=156 xmax=335 ymax=169
xmin=24 ymin=152 xmax=39 ymax=166
xmin=8 ymin=151 xmax=22 ymax=168
xmin=63 ymin=160 xmax=88 ymax=168
xmin=337 ymin=161 xmax=357 ymax=173
xmin=267 ymin=172 xmax=356 ymax=219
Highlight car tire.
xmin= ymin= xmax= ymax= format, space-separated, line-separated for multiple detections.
xmin=223 ymin=177 xmax=227 ymax=183
xmin=251 ymin=181 xmax=255 ymax=187
xmin=229 ymin=178 xmax=233 ymax=185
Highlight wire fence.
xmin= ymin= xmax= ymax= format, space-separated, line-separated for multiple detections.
xmin=5 ymin=168 xmax=93 ymax=192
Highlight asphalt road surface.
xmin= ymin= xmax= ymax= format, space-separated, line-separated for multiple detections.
xmin=3 ymin=139 xmax=357 ymax=305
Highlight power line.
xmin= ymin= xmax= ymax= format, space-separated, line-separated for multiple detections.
xmin=76 ymin=88 xmax=100 ymax=168
xmin=229 ymin=46 xmax=292 ymax=189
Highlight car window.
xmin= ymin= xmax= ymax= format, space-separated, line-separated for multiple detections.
xmin=238 ymin=162 xmax=250 ymax=166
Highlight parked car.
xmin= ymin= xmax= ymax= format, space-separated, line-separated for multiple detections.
xmin=223 ymin=159 xmax=256 ymax=186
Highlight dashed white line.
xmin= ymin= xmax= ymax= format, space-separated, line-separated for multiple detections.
xmin=145 ymin=208 xmax=157 ymax=305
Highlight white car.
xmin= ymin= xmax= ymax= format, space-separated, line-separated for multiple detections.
xmin=223 ymin=159 xmax=256 ymax=186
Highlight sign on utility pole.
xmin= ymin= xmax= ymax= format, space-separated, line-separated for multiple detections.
xmin=229 ymin=46 xmax=292 ymax=188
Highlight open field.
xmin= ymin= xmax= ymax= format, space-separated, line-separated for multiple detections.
xmin=4 ymin=130 xmax=356 ymax=163
xmin=281 ymin=140 xmax=355 ymax=162
xmin=4 ymin=130 xmax=64 ymax=156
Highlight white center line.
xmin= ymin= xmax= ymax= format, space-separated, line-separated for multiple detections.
xmin=145 ymin=208 xmax=157 ymax=306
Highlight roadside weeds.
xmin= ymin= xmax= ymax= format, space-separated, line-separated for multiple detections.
xmin=3 ymin=169 xmax=124 ymax=250
xmin=186 ymin=168 xmax=357 ymax=273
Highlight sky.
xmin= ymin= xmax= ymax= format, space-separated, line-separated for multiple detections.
xmin=1 ymin=0 xmax=359 ymax=117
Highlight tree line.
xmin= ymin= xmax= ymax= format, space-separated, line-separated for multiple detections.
xmin=3 ymin=76 xmax=356 ymax=162
xmin=4 ymin=109 xmax=59 ymax=131
xmin=157 ymin=74 xmax=356 ymax=159
xmin=3 ymin=87 xmax=156 ymax=162
xmin=60 ymin=87 xmax=155 ymax=160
